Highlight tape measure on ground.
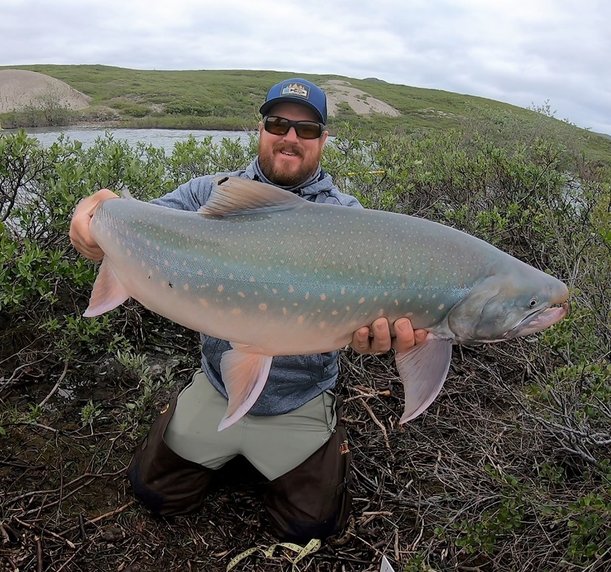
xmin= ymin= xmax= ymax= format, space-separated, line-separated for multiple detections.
xmin=226 ymin=538 xmax=321 ymax=571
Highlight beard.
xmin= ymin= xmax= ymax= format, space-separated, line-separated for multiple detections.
xmin=258 ymin=141 xmax=319 ymax=187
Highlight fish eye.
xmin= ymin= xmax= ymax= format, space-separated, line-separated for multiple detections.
xmin=529 ymin=298 xmax=538 ymax=307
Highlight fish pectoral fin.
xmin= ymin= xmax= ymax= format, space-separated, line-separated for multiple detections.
xmin=217 ymin=350 xmax=273 ymax=431
xmin=200 ymin=177 xmax=304 ymax=217
xmin=83 ymin=259 xmax=130 ymax=317
xmin=395 ymin=339 xmax=453 ymax=423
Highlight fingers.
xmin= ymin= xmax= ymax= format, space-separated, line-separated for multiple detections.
xmin=350 ymin=317 xmax=428 ymax=355
xmin=349 ymin=318 xmax=392 ymax=354
xmin=350 ymin=325 xmax=372 ymax=354
xmin=392 ymin=317 xmax=416 ymax=353
xmin=69 ymin=189 xmax=118 ymax=261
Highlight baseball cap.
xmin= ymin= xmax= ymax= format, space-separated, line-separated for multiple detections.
xmin=259 ymin=78 xmax=327 ymax=124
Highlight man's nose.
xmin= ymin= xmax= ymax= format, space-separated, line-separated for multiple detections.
xmin=282 ymin=126 xmax=299 ymax=141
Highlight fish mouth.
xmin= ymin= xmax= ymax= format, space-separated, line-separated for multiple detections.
xmin=505 ymin=301 xmax=570 ymax=339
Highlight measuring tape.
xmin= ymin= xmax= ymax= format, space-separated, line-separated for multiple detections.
xmin=226 ymin=538 xmax=321 ymax=571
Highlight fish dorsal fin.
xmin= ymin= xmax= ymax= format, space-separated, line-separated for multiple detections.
xmin=200 ymin=177 xmax=304 ymax=217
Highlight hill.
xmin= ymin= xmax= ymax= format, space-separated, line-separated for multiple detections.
xmin=2 ymin=64 xmax=611 ymax=164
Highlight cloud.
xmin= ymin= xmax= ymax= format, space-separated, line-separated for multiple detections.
xmin=1 ymin=0 xmax=609 ymax=134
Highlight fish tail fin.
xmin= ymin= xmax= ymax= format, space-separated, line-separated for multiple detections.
xmin=217 ymin=349 xmax=273 ymax=431
xmin=83 ymin=259 xmax=130 ymax=317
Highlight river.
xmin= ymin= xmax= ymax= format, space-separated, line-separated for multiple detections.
xmin=8 ymin=126 xmax=255 ymax=153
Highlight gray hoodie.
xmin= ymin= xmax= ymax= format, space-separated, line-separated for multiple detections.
xmin=152 ymin=158 xmax=362 ymax=415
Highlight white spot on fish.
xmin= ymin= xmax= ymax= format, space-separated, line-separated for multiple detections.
xmin=238 ymin=292 xmax=246 ymax=298
xmin=183 ymin=284 xmax=190 ymax=291
xmin=259 ymin=303 xmax=268 ymax=311
xmin=288 ymin=285 xmax=295 ymax=293
xmin=320 ymin=294 xmax=327 ymax=301
xmin=358 ymin=297 xmax=365 ymax=304
xmin=217 ymin=285 xmax=224 ymax=293
xmin=438 ymin=304 xmax=445 ymax=310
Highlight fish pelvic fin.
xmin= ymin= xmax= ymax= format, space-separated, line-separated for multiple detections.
xmin=217 ymin=348 xmax=273 ymax=431
xmin=200 ymin=177 xmax=304 ymax=217
xmin=395 ymin=339 xmax=453 ymax=423
xmin=83 ymin=259 xmax=130 ymax=317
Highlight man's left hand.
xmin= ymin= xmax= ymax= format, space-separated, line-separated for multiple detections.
xmin=350 ymin=317 xmax=427 ymax=355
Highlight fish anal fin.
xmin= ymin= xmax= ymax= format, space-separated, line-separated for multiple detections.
xmin=395 ymin=339 xmax=453 ymax=423
xmin=217 ymin=348 xmax=273 ymax=431
xmin=83 ymin=259 xmax=130 ymax=317
xmin=200 ymin=177 xmax=304 ymax=217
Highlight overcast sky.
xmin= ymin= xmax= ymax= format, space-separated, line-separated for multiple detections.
xmin=2 ymin=0 xmax=609 ymax=135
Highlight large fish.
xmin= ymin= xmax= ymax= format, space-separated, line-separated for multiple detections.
xmin=84 ymin=177 xmax=569 ymax=430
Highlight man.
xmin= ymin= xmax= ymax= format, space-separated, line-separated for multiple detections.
xmin=70 ymin=78 xmax=426 ymax=542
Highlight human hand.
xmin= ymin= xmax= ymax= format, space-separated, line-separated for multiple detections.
xmin=350 ymin=317 xmax=427 ymax=355
xmin=69 ymin=189 xmax=119 ymax=261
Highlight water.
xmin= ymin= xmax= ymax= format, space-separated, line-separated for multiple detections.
xmin=9 ymin=126 xmax=255 ymax=153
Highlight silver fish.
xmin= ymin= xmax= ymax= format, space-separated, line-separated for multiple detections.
xmin=84 ymin=177 xmax=569 ymax=429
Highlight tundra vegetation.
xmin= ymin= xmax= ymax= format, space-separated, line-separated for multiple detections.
xmin=0 ymin=112 xmax=609 ymax=571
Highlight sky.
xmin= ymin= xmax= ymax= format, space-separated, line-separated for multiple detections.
xmin=2 ymin=0 xmax=610 ymax=135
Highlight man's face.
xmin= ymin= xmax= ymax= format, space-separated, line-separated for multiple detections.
xmin=258 ymin=102 xmax=328 ymax=187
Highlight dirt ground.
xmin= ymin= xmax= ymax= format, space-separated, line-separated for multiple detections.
xmin=0 ymin=70 xmax=91 ymax=113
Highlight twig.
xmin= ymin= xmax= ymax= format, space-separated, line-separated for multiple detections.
xmin=60 ymin=501 xmax=135 ymax=535
xmin=38 ymin=361 xmax=69 ymax=408
xmin=359 ymin=398 xmax=394 ymax=458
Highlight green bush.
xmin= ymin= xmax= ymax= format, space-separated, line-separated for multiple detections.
xmin=0 ymin=123 xmax=609 ymax=570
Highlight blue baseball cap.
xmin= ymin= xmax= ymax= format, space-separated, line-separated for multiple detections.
xmin=259 ymin=78 xmax=327 ymax=124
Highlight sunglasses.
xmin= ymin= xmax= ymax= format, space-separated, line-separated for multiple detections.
xmin=263 ymin=116 xmax=324 ymax=139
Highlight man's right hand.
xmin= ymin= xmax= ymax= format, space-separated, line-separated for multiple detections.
xmin=69 ymin=189 xmax=119 ymax=261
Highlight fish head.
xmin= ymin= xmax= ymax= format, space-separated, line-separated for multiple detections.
xmin=447 ymin=271 xmax=569 ymax=343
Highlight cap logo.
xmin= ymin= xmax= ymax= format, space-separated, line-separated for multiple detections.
xmin=281 ymin=82 xmax=309 ymax=99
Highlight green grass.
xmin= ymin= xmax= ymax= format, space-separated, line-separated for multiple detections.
xmin=2 ymin=64 xmax=610 ymax=164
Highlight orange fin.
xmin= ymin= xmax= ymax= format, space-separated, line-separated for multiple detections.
xmin=83 ymin=259 xmax=130 ymax=317
xmin=217 ymin=348 xmax=273 ymax=431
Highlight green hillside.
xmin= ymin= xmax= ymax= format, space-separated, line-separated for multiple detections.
xmin=2 ymin=64 xmax=610 ymax=164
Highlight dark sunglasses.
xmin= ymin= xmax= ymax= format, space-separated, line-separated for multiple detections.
xmin=263 ymin=116 xmax=324 ymax=139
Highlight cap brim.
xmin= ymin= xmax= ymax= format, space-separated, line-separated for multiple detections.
xmin=259 ymin=97 xmax=325 ymax=124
